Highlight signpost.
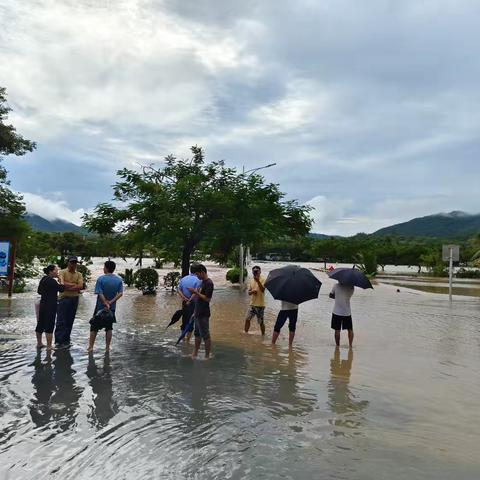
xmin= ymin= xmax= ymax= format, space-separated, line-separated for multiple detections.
xmin=0 ymin=239 xmax=17 ymax=297
xmin=442 ymin=244 xmax=459 ymax=302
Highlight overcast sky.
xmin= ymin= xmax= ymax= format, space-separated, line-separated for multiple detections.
xmin=1 ymin=0 xmax=479 ymax=235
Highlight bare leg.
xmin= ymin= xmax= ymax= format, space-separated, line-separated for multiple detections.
xmin=204 ymin=338 xmax=211 ymax=358
xmin=271 ymin=331 xmax=280 ymax=345
xmin=348 ymin=329 xmax=354 ymax=347
xmin=334 ymin=330 xmax=340 ymax=346
xmin=244 ymin=316 xmax=252 ymax=333
xmin=88 ymin=331 xmax=97 ymax=352
xmin=192 ymin=336 xmax=201 ymax=358
xmin=106 ymin=330 xmax=113 ymax=351
xmin=260 ymin=321 xmax=265 ymax=336
xmin=288 ymin=331 xmax=295 ymax=348
xmin=36 ymin=332 xmax=44 ymax=347
xmin=46 ymin=333 xmax=53 ymax=350
xmin=185 ymin=331 xmax=193 ymax=343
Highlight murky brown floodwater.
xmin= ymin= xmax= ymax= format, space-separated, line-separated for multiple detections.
xmin=1 ymin=260 xmax=480 ymax=479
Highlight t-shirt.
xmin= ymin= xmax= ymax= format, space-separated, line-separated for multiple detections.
xmin=58 ymin=269 xmax=83 ymax=298
xmin=331 ymin=283 xmax=354 ymax=316
xmin=38 ymin=276 xmax=65 ymax=306
xmin=281 ymin=301 xmax=298 ymax=310
xmin=94 ymin=274 xmax=124 ymax=312
xmin=249 ymin=276 xmax=266 ymax=307
xmin=194 ymin=278 xmax=214 ymax=318
xmin=178 ymin=274 xmax=201 ymax=300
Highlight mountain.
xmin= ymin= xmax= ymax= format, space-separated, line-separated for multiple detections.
xmin=25 ymin=213 xmax=87 ymax=234
xmin=309 ymin=233 xmax=342 ymax=240
xmin=373 ymin=211 xmax=480 ymax=239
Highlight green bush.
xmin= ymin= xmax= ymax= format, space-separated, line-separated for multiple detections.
xmin=119 ymin=268 xmax=134 ymax=287
xmin=76 ymin=263 xmax=91 ymax=286
xmin=164 ymin=271 xmax=181 ymax=292
xmin=455 ymin=268 xmax=480 ymax=279
xmin=226 ymin=267 xmax=248 ymax=284
xmin=134 ymin=267 xmax=159 ymax=294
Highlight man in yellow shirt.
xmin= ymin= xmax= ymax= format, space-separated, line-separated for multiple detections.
xmin=55 ymin=256 xmax=83 ymax=348
xmin=244 ymin=265 xmax=266 ymax=335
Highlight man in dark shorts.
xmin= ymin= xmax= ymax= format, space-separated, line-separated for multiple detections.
xmin=329 ymin=282 xmax=355 ymax=347
xmin=188 ymin=264 xmax=214 ymax=359
xmin=88 ymin=260 xmax=124 ymax=353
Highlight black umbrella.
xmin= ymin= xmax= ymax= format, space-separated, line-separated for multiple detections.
xmin=166 ymin=309 xmax=184 ymax=329
xmin=328 ymin=267 xmax=373 ymax=289
xmin=265 ymin=265 xmax=322 ymax=305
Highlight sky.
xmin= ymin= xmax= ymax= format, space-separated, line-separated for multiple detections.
xmin=1 ymin=0 xmax=479 ymax=235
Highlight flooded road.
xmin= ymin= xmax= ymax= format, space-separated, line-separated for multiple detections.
xmin=1 ymin=262 xmax=480 ymax=479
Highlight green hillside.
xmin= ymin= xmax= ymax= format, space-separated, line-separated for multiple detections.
xmin=373 ymin=211 xmax=480 ymax=239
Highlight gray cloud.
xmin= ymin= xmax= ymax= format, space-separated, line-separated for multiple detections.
xmin=1 ymin=0 xmax=479 ymax=235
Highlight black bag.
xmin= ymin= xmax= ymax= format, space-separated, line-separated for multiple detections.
xmin=89 ymin=308 xmax=114 ymax=329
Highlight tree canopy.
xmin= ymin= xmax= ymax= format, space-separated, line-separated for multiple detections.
xmin=83 ymin=146 xmax=312 ymax=276
xmin=0 ymin=86 xmax=36 ymax=237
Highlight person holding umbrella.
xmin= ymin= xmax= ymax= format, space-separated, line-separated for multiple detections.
xmin=329 ymin=282 xmax=355 ymax=347
xmin=265 ymin=265 xmax=322 ymax=348
xmin=328 ymin=267 xmax=373 ymax=347
xmin=177 ymin=264 xmax=201 ymax=343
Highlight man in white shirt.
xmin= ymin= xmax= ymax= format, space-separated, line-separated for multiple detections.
xmin=329 ymin=282 xmax=355 ymax=347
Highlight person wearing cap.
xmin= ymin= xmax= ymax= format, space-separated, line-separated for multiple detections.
xmin=54 ymin=256 xmax=83 ymax=348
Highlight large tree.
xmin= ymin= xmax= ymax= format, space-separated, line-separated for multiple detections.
xmin=83 ymin=146 xmax=312 ymax=276
xmin=0 ymin=87 xmax=36 ymax=237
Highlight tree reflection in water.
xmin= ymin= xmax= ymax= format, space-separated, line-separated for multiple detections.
xmin=328 ymin=347 xmax=368 ymax=435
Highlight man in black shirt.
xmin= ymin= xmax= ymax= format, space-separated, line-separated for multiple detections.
xmin=188 ymin=264 xmax=214 ymax=359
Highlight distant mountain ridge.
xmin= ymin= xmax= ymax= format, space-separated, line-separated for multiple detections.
xmin=25 ymin=213 xmax=87 ymax=234
xmin=373 ymin=211 xmax=480 ymax=239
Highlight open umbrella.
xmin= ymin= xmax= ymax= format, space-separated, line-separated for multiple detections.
xmin=328 ymin=267 xmax=373 ymax=289
xmin=265 ymin=265 xmax=322 ymax=305
xmin=166 ymin=309 xmax=184 ymax=329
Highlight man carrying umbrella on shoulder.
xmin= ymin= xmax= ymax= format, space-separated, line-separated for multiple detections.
xmin=328 ymin=267 xmax=373 ymax=348
xmin=329 ymin=282 xmax=355 ymax=347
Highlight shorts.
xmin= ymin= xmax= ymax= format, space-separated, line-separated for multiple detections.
xmin=90 ymin=311 xmax=116 ymax=332
xmin=36 ymin=303 xmax=57 ymax=334
xmin=247 ymin=306 xmax=265 ymax=324
xmin=274 ymin=309 xmax=298 ymax=333
xmin=331 ymin=313 xmax=353 ymax=330
xmin=194 ymin=316 xmax=210 ymax=340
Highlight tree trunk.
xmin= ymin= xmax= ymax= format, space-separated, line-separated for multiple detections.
xmin=181 ymin=244 xmax=193 ymax=277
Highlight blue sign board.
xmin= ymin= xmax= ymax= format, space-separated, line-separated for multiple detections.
xmin=0 ymin=241 xmax=10 ymax=276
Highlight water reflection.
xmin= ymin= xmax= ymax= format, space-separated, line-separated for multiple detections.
xmin=328 ymin=347 xmax=368 ymax=434
xmin=86 ymin=353 xmax=118 ymax=428
xmin=29 ymin=351 xmax=55 ymax=428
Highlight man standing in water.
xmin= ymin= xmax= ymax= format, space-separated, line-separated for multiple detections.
xmin=244 ymin=265 xmax=266 ymax=335
xmin=329 ymin=281 xmax=355 ymax=347
xmin=177 ymin=264 xmax=201 ymax=342
xmin=88 ymin=260 xmax=123 ymax=353
xmin=188 ymin=264 xmax=214 ymax=359
xmin=55 ymin=256 xmax=83 ymax=348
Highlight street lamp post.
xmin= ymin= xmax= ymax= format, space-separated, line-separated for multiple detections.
xmin=239 ymin=163 xmax=276 ymax=286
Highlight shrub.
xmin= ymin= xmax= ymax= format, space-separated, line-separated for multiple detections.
xmin=76 ymin=263 xmax=91 ymax=286
xmin=133 ymin=267 xmax=159 ymax=294
xmin=226 ymin=267 xmax=248 ymax=284
xmin=119 ymin=268 xmax=134 ymax=287
xmin=455 ymin=268 xmax=480 ymax=279
xmin=164 ymin=271 xmax=181 ymax=292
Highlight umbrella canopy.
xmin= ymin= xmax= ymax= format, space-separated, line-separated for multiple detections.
xmin=166 ymin=309 xmax=184 ymax=329
xmin=176 ymin=317 xmax=194 ymax=344
xmin=265 ymin=265 xmax=322 ymax=305
xmin=328 ymin=267 xmax=373 ymax=289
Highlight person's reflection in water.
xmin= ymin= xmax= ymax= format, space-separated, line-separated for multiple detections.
xmin=30 ymin=351 xmax=55 ymax=428
xmin=328 ymin=347 xmax=368 ymax=434
xmin=49 ymin=348 xmax=82 ymax=431
xmin=86 ymin=353 xmax=118 ymax=428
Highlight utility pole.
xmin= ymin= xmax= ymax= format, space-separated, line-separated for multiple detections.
xmin=238 ymin=163 xmax=276 ymax=286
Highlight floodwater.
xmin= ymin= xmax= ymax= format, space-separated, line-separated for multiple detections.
xmin=1 ymin=262 xmax=480 ymax=479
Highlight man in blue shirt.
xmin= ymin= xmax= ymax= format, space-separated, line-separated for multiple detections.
xmin=88 ymin=260 xmax=124 ymax=353
xmin=177 ymin=264 xmax=201 ymax=343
